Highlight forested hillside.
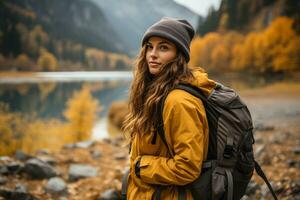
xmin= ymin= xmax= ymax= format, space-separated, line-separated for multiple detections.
xmin=0 ymin=0 xmax=131 ymax=71
xmin=197 ymin=0 xmax=300 ymax=35
xmin=191 ymin=0 xmax=300 ymax=75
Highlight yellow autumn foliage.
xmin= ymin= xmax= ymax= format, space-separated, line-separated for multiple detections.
xmin=0 ymin=103 xmax=22 ymax=155
xmin=37 ymin=51 xmax=58 ymax=71
xmin=0 ymin=86 xmax=102 ymax=155
xmin=190 ymin=16 xmax=300 ymax=73
xmin=21 ymin=119 xmax=69 ymax=153
xmin=64 ymin=86 xmax=101 ymax=142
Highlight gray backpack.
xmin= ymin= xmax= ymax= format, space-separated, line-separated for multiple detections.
xmin=153 ymin=83 xmax=278 ymax=200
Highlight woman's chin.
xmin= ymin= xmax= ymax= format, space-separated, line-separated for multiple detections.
xmin=149 ymin=67 xmax=160 ymax=76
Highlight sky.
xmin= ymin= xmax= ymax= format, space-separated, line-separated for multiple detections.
xmin=174 ymin=0 xmax=222 ymax=16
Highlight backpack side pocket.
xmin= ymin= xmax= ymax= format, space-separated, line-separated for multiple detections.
xmin=189 ymin=161 xmax=215 ymax=200
xmin=233 ymin=151 xmax=254 ymax=199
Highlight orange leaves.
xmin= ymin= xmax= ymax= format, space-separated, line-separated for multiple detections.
xmin=190 ymin=17 xmax=300 ymax=73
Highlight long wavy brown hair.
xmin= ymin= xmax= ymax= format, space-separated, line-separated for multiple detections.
xmin=123 ymin=44 xmax=195 ymax=141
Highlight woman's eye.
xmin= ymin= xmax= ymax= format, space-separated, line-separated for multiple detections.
xmin=160 ymin=45 xmax=168 ymax=50
xmin=146 ymin=44 xmax=153 ymax=49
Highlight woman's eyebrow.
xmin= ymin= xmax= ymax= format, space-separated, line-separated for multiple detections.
xmin=159 ymin=41 xmax=171 ymax=45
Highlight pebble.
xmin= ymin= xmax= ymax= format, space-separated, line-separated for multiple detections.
xmin=98 ymin=188 xmax=120 ymax=200
xmin=45 ymin=177 xmax=67 ymax=196
xmin=0 ymin=176 xmax=7 ymax=185
xmin=68 ymin=164 xmax=98 ymax=181
xmin=24 ymin=158 xmax=57 ymax=179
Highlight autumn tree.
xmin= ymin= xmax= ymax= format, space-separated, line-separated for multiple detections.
xmin=263 ymin=17 xmax=300 ymax=72
xmin=198 ymin=33 xmax=222 ymax=71
xmin=210 ymin=44 xmax=229 ymax=71
xmin=64 ymin=86 xmax=101 ymax=142
xmin=107 ymin=101 xmax=128 ymax=137
xmin=191 ymin=16 xmax=300 ymax=74
xmin=28 ymin=25 xmax=49 ymax=59
xmin=37 ymin=51 xmax=58 ymax=71
xmin=21 ymin=119 xmax=68 ymax=153
xmin=190 ymin=36 xmax=204 ymax=68
xmin=0 ymin=103 xmax=25 ymax=155
xmin=15 ymin=53 xmax=33 ymax=70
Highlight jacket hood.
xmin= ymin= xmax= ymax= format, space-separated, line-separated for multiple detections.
xmin=185 ymin=69 xmax=216 ymax=97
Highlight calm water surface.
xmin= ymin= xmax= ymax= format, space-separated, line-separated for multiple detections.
xmin=0 ymin=71 xmax=133 ymax=139
xmin=0 ymin=71 xmax=298 ymax=139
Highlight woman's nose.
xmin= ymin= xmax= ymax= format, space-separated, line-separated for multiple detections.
xmin=150 ymin=47 xmax=158 ymax=58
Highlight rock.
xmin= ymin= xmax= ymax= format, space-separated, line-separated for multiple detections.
xmin=269 ymin=133 xmax=287 ymax=144
xmin=254 ymin=135 xmax=263 ymax=144
xmin=255 ymin=145 xmax=265 ymax=158
xmin=240 ymin=195 xmax=249 ymax=200
xmin=292 ymin=147 xmax=300 ymax=155
xmin=24 ymin=158 xmax=57 ymax=179
xmin=246 ymin=180 xmax=260 ymax=195
xmin=261 ymin=181 xmax=276 ymax=197
xmin=286 ymin=159 xmax=300 ymax=168
xmin=75 ymin=140 xmax=95 ymax=148
xmin=98 ymin=189 xmax=120 ymax=200
xmin=68 ymin=164 xmax=98 ymax=181
xmin=0 ymin=165 xmax=8 ymax=175
xmin=37 ymin=156 xmax=57 ymax=166
xmin=254 ymin=124 xmax=275 ymax=132
xmin=90 ymin=150 xmax=102 ymax=159
xmin=0 ymin=177 xmax=7 ymax=185
xmin=291 ymin=180 xmax=300 ymax=197
xmin=6 ymin=162 xmax=23 ymax=174
xmin=63 ymin=143 xmax=76 ymax=149
xmin=15 ymin=183 xmax=27 ymax=193
xmin=103 ymin=138 xmax=112 ymax=144
xmin=15 ymin=150 xmax=32 ymax=161
xmin=45 ymin=177 xmax=67 ymax=196
xmin=111 ymin=136 xmax=124 ymax=146
xmin=114 ymin=153 xmax=126 ymax=160
xmin=0 ymin=187 xmax=39 ymax=200
xmin=294 ymin=194 xmax=300 ymax=200
xmin=36 ymin=149 xmax=50 ymax=155
xmin=0 ymin=156 xmax=13 ymax=162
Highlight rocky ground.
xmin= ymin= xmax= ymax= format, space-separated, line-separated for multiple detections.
xmin=0 ymin=139 xmax=129 ymax=200
xmin=0 ymin=82 xmax=299 ymax=200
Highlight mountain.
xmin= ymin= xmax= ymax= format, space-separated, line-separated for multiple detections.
xmin=0 ymin=0 xmax=201 ymax=71
xmin=1 ymin=0 xmax=125 ymax=57
xmin=90 ymin=0 xmax=201 ymax=55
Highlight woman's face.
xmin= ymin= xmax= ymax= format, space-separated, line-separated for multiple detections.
xmin=146 ymin=37 xmax=177 ymax=76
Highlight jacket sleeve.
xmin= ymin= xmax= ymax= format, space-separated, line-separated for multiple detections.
xmin=137 ymin=91 xmax=207 ymax=186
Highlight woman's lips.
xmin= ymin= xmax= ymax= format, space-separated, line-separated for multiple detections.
xmin=149 ymin=61 xmax=161 ymax=67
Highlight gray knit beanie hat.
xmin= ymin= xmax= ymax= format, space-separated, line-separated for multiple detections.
xmin=142 ymin=17 xmax=195 ymax=62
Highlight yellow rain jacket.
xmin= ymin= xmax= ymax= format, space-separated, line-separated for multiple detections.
xmin=127 ymin=70 xmax=216 ymax=199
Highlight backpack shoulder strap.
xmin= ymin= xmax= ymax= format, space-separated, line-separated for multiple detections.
xmin=176 ymin=83 xmax=208 ymax=102
xmin=157 ymin=83 xmax=208 ymax=158
xmin=157 ymin=92 xmax=174 ymax=157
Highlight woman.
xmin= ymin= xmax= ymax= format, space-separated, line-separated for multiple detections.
xmin=123 ymin=17 xmax=216 ymax=199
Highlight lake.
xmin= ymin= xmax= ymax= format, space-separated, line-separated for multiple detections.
xmin=0 ymin=71 xmax=133 ymax=139
xmin=0 ymin=71 xmax=299 ymax=139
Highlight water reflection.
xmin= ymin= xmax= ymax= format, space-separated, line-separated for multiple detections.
xmin=0 ymin=71 xmax=297 ymax=155
xmin=0 ymin=80 xmax=130 ymax=119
